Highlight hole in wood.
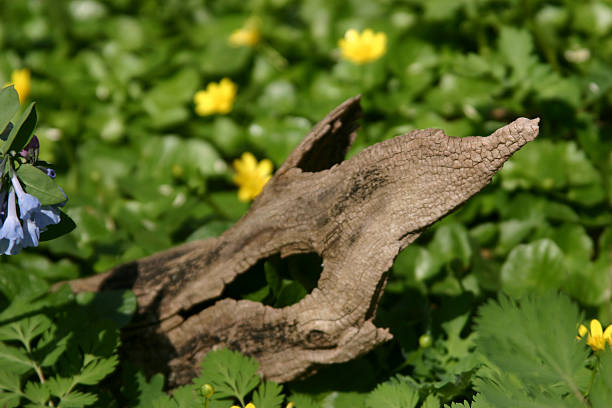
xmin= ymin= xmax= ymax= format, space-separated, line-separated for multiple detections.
xmin=227 ymin=252 xmax=324 ymax=308
xmin=177 ymin=252 xmax=324 ymax=320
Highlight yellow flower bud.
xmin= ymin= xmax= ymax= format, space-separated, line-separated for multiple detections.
xmin=200 ymin=383 xmax=214 ymax=398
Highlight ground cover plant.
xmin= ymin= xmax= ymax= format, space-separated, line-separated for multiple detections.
xmin=1 ymin=0 xmax=612 ymax=406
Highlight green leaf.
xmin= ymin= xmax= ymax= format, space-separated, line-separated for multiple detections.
xmin=208 ymin=191 xmax=249 ymax=221
xmin=287 ymin=393 xmax=320 ymax=408
xmin=498 ymin=26 xmax=535 ymax=81
xmin=365 ymin=378 xmax=419 ymax=408
xmin=0 ymin=86 xmax=20 ymax=139
xmin=252 ymin=380 xmax=284 ymax=408
xmin=591 ymin=351 xmax=612 ymax=408
xmin=0 ymin=315 xmax=53 ymax=345
xmin=495 ymin=219 xmax=536 ymax=256
xmin=552 ymin=224 xmax=593 ymax=262
xmin=428 ymin=223 xmax=472 ymax=269
xmin=322 ymin=391 xmax=366 ymax=408
xmin=186 ymin=220 xmax=234 ymax=242
xmin=16 ymin=163 xmax=66 ymax=205
xmin=0 ymin=266 xmax=48 ymax=303
xmin=423 ymin=0 xmax=464 ymax=20
xmin=75 ymin=290 xmax=137 ymax=328
xmin=36 ymin=330 xmax=70 ymax=367
xmin=475 ymin=292 xmax=589 ymax=405
xmin=1 ymin=102 xmax=36 ymax=155
xmin=0 ymin=343 xmax=35 ymax=375
xmin=0 ymin=368 xmax=21 ymax=392
xmin=421 ymin=394 xmax=441 ymax=408
xmin=142 ymin=68 xmax=199 ymax=128
xmin=46 ymin=376 xmax=73 ymax=398
xmin=184 ymin=139 xmax=224 ymax=178
xmin=500 ymin=239 xmax=566 ymax=297
xmin=0 ymin=391 xmax=21 ymax=408
xmin=58 ymin=390 xmax=97 ymax=407
xmin=274 ymin=280 xmax=307 ymax=307
xmin=120 ymin=365 xmax=167 ymax=407
xmin=500 ymin=140 xmax=568 ymax=190
xmin=197 ymin=348 xmax=261 ymax=402
xmin=170 ymin=384 xmax=206 ymax=408
xmin=74 ymin=356 xmax=119 ymax=385
xmin=24 ymin=381 xmax=50 ymax=404
xmin=445 ymin=402 xmax=470 ymax=408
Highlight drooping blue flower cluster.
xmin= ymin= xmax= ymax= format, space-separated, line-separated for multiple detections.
xmin=0 ymin=136 xmax=66 ymax=255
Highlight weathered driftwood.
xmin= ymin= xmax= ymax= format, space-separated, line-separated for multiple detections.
xmin=66 ymin=96 xmax=539 ymax=386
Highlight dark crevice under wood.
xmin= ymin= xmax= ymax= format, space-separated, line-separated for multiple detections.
xmin=64 ymin=95 xmax=539 ymax=387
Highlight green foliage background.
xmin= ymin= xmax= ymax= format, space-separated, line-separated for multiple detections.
xmin=1 ymin=0 xmax=612 ymax=407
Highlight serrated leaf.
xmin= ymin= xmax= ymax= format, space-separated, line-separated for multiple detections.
xmin=58 ymin=390 xmax=97 ymax=407
xmin=74 ymin=355 xmax=118 ymax=385
xmin=170 ymin=384 xmax=205 ymax=408
xmin=16 ymin=164 xmax=66 ymax=205
xmin=0 ymin=343 xmax=35 ymax=374
xmin=0 ymin=391 xmax=21 ymax=408
xmin=0 ymin=86 xmax=20 ymax=140
xmin=288 ymin=393 xmax=320 ymax=408
xmin=120 ymin=364 xmax=167 ymax=407
xmin=475 ymin=293 xmax=588 ymax=405
xmin=46 ymin=376 xmax=73 ymax=397
xmin=151 ymin=395 xmax=178 ymax=408
xmin=500 ymin=239 xmax=565 ymax=297
xmin=471 ymin=393 xmax=494 ymax=408
xmin=421 ymin=394 xmax=440 ymax=408
xmin=24 ymin=381 xmax=49 ymax=404
xmin=252 ymin=380 xmax=284 ymax=408
xmin=0 ymin=315 xmax=53 ymax=345
xmin=590 ymin=351 xmax=612 ymax=408
xmin=1 ymin=102 xmax=36 ymax=154
xmin=474 ymin=369 xmax=578 ymax=408
xmin=197 ymin=348 xmax=261 ymax=401
xmin=37 ymin=330 xmax=70 ymax=367
xmin=365 ymin=378 xmax=419 ymax=408
xmin=444 ymin=402 xmax=470 ymax=408
xmin=0 ymin=368 xmax=21 ymax=392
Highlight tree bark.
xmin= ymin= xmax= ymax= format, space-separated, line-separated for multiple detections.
xmin=65 ymin=96 xmax=539 ymax=386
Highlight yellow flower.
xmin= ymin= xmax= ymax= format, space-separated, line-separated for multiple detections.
xmin=230 ymin=404 xmax=255 ymax=408
xmin=577 ymin=319 xmax=612 ymax=351
xmin=338 ymin=28 xmax=387 ymax=64
xmin=233 ymin=152 xmax=273 ymax=202
xmin=286 ymin=403 xmax=294 ymax=408
xmin=229 ymin=18 xmax=260 ymax=47
xmin=4 ymin=68 xmax=31 ymax=103
xmin=194 ymin=78 xmax=237 ymax=116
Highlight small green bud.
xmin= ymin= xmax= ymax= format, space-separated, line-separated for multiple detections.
xmin=419 ymin=333 xmax=433 ymax=348
xmin=172 ymin=163 xmax=184 ymax=179
xmin=200 ymin=383 xmax=214 ymax=398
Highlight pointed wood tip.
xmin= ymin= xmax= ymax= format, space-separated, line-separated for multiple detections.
xmin=513 ymin=117 xmax=540 ymax=142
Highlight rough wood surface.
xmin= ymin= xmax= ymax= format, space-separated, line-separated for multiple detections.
xmin=66 ymin=96 xmax=539 ymax=386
